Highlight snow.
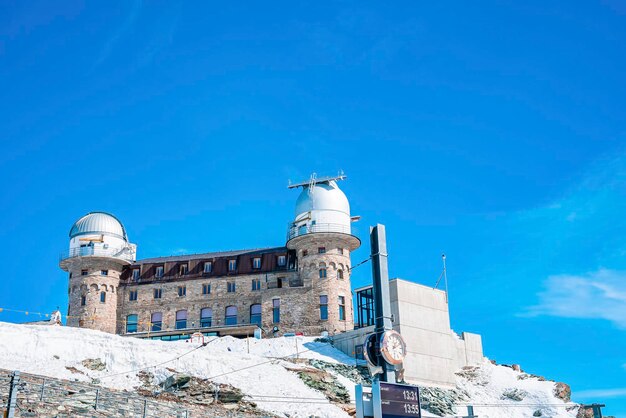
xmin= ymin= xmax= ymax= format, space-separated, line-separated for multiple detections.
xmin=0 ymin=321 xmax=579 ymax=418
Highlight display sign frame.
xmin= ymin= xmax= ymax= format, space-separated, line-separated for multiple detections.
xmin=371 ymin=380 xmax=421 ymax=418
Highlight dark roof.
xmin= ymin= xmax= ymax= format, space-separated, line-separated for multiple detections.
xmin=135 ymin=246 xmax=288 ymax=264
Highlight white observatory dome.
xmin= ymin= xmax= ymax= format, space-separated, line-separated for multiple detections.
xmin=69 ymin=212 xmax=128 ymax=241
xmin=294 ymin=180 xmax=350 ymax=220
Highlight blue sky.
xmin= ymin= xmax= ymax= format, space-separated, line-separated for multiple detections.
xmin=1 ymin=1 xmax=625 ymax=415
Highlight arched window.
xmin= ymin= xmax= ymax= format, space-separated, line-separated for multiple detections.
xmin=225 ymin=306 xmax=238 ymax=326
xmin=151 ymin=312 xmax=162 ymax=331
xmin=175 ymin=310 xmax=187 ymax=329
xmin=319 ymin=268 xmax=327 ymax=279
xmin=126 ymin=314 xmax=138 ymax=333
xmin=100 ymin=291 xmax=106 ymax=303
xmin=250 ymin=304 xmax=262 ymax=326
xmin=337 ymin=269 xmax=344 ymax=280
xmin=200 ymin=308 xmax=213 ymax=328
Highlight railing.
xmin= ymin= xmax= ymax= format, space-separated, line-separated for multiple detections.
xmin=59 ymin=246 xmax=135 ymax=262
xmin=0 ymin=368 xmax=189 ymax=417
xmin=286 ymin=222 xmax=352 ymax=241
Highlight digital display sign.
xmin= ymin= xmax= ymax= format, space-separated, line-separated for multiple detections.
xmin=379 ymin=382 xmax=421 ymax=418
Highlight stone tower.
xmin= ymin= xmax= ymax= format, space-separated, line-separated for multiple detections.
xmin=60 ymin=212 xmax=136 ymax=334
xmin=287 ymin=174 xmax=360 ymax=335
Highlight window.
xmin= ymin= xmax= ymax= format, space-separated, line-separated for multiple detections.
xmin=338 ymin=248 xmax=344 ymax=255
xmin=252 ymin=279 xmax=261 ymax=291
xmin=129 ymin=290 xmax=138 ymax=301
xmin=151 ymin=312 xmax=162 ymax=331
xmin=175 ymin=310 xmax=188 ymax=329
xmin=202 ymin=283 xmax=211 ymax=295
xmin=277 ymin=277 xmax=283 ymax=288
xmin=155 ymin=266 xmax=164 ymax=278
xmin=69 ymin=272 xmax=72 ymax=279
xmin=80 ymin=295 xmax=86 ymax=306
xmin=153 ymin=288 xmax=162 ymax=299
xmin=203 ymin=262 xmax=212 ymax=273
xmin=126 ymin=314 xmax=138 ymax=333
xmin=320 ymin=296 xmax=328 ymax=320
xmin=178 ymin=286 xmax=186 ymax=297
xmin=319 ymin=267 xmax=327 ymax=279
xmin=179 ymin=264 xmax=188 ymax=275
xmin=302 ymin=250 xmax=308 ymax=257
xmin=318 ymin=247 xmax=326 ymax=254
xmin=200 ymin=308 xmax=212 ymax=328
xmin=272 ymin=299 xmax=280 ymax=323
xmin=100 ymin=291 xmax=106 ymax=303
xmin=101 ymin=270 xmax=108 ymax=276
xmin=81 ymin=269 xmax=88 ymax=276
xmin=227 ymin=282 xmax=236 ymax=293
xmin=225 ymin=306 xmax=237 ymax=326
xmin=277 ymin=255 xmax=286 ymax=266
xmin=250 ymin=304 xmax=262 ymax=326
xmin=339 ymin=296 xmax=346 ymax=321
xmin=337 ymin=269 xmax=344 ymax=280
xmin=253 ymin=257 xmax=261 ymax=269
xmin=132 ymin=269 xmax=140 ymax=281
xmin=228 ymin=259 xmax=237 ymax=271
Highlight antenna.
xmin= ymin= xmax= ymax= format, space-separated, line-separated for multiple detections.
xmin=434 ymin=253 xmax=449 ymax=304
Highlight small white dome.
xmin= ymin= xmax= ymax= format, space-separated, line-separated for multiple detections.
xmin=69 ymin=212 xmax=128 ymax=241
xmin=294 ymin=181 xmax=350 ymax=219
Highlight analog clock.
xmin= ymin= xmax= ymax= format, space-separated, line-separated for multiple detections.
xmin=380 ymin=330 xmax=407 ymax=365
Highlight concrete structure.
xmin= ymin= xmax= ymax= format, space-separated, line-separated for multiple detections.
xmin=60 ymin=175 xmax=360 ymax=339
xmin=333 ymin=279 xmax=484 ymax=388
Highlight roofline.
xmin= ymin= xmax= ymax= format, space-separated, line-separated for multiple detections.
xmin=134 ymin=246 xmax=289 ymax=264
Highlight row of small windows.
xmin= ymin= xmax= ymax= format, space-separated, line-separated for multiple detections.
xmin=80 ymin=269 xmax=109 ymax=276
xmin=125 ymin=301 xmax=281 ymax=333
xmin=301 ymin=247 xmax=345 ymax=257
xmin=131 ymin=256 xmax=288 ymax=280
xmin=125 ymin=277 xmax=286 ymax=302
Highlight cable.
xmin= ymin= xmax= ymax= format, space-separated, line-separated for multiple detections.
xmin=99 ymin=338 xmax=218 ymax=380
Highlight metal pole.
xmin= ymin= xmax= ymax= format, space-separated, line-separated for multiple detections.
xmin=142 ymin=399 xmax=147 ymax=418
xmin=94 ymin=388 xmax=99 ymax=411
xmin=40 ymin=378 xmax=46 ymax=401
xmin=7 ymin=371 xmax=20 ymax=418
xmin=466 ymin=405 xmax=477 ymax=417
xmin=370 ymin=224 xmax=394 ymax=383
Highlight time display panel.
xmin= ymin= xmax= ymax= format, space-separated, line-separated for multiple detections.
xmin=379 ymin=382 xmax=421 ymax=418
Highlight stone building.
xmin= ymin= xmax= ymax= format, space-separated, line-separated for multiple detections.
xmin=60 ymin=175 xmax=360 ymax=340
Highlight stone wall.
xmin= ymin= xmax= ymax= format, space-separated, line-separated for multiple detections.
xmin=66 ymin=258 xmax=125 ymax=334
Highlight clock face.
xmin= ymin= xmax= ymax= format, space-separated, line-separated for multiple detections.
xmin=380 ymin=330 xmax=406 ymax=365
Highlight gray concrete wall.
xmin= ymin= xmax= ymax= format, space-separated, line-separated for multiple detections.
xmin=333 ymin=278 xmax=484 ymax=388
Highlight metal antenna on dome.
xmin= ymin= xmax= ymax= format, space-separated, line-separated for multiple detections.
xmin=434 ymin=253 xmax=449 ymax=304
xmin=308 ymin=172 xmax=317 ymax=196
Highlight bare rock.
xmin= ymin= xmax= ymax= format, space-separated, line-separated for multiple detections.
xmin=554 ymin=382 xmax=571 ymax=402
xmin=81 ymin=358 xmax=106 ymax=371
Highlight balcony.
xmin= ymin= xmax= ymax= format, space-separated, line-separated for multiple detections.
xmin=59 ymin=246 xmax=135 ymax=265
xmin=286 ymin=222 xmax=353 ymax=241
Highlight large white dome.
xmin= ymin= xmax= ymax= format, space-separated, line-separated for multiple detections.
xmin=69 ymin=212 xmax=128 ymax=241
xmin=294 ymin=181 xmax=350 ymax=219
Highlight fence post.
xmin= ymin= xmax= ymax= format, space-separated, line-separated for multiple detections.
xmin=40 ymin=378 xmax=46 ymax=401
xmin=94 ymin=388 xmax=99 ymax=411
xmin=7 ymin=371 xmax=20 ymax=418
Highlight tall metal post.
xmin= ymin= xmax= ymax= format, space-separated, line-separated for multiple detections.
xmin=7 ymin=371 xmax=20 ymax=418
xmin=370 ymin=224 xmax=395 ymax=383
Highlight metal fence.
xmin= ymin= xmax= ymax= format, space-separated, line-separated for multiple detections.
xmin=286 ymin=222 xmax=352 ymax=241
xmin=0 ymin=369 xmax=189 ymax=418
xmin=59 ymin=246 xmax=135 ymax=262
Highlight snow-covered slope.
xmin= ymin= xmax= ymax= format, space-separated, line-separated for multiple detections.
xmin=0 ymin=322 xmax=579 ymax=418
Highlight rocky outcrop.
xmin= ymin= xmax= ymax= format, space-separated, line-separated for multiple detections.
xmin=419 ymin=386 xmax=470 ymax=417
xmin=297 ymin=368 xmax=351 ymax=403
xmin=554 ymin=382 xmax=572 ymax=402
xmin=81 ymin=358 xmax=106 ymax=371
xmin=501 ymin=388 xmax=528 ymax=401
